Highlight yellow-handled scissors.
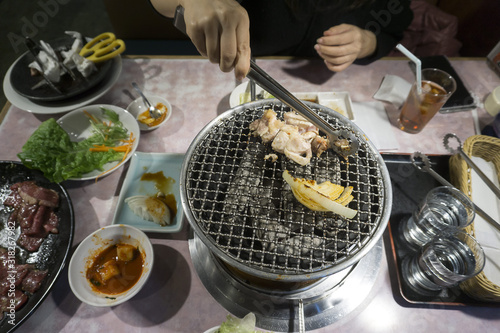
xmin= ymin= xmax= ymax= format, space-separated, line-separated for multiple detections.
xmin=79 ymin=32 xmax=125 ymax=63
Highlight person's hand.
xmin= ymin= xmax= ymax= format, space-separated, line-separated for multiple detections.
xmin=182 ymin=0 xmax=251 ymax=80
xmin=314 ymin=24 xmax=376 ymax=72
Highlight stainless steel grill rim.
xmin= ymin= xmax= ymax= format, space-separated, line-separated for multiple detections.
xmin=180 ymin=100 xmax=392 ymax=282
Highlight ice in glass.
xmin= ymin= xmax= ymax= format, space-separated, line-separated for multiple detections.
xmin=398 ymin=68 xmax=456 ymax=134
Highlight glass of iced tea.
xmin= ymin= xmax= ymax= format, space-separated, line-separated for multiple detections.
xmin=398 ymin=68 xmax=456 ymax=134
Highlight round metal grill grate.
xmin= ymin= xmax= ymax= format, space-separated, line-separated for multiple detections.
xmin=181 ymin=100 xmax=391 ymax=280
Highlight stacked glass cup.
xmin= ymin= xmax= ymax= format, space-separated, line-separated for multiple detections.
xmin=399 ymin=186 xmax=485 ymax=296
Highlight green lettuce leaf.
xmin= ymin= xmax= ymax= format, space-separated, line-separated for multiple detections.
xmin=18 ymin=114 xmax=125 ymax=183
xmin=216 ymin=313 xmax=263 ymax=333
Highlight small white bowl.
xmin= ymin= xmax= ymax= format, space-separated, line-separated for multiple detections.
xmin=127 ymin=95 xmax=172 ymax=131
xmin=68 ymin=224 xmax=154 ymax=307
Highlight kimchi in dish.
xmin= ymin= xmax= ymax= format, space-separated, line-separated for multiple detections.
xmin=86 ymin=243 xmax=144 ymax=295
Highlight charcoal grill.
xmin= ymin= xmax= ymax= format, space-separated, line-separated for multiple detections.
xmin=180 ymin=100 xmax=392 ymax=283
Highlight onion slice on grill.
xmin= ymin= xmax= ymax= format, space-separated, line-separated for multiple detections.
xmin=282 ymin=170 xmax=357 ymax=219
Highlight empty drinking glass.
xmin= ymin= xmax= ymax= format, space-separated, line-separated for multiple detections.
xmin=401 ymin=230 xmax=485 ymax=296
xmin=400 ymin=186 xmax=475 ymax=251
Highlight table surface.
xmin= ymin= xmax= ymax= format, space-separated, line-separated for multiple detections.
xmin=1 ymin=56 xmax=500 ymax=333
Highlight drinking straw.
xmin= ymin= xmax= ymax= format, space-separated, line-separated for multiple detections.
xmin=396 ymin=44 xmax=422 ymax=94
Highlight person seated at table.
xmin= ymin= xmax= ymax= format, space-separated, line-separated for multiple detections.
xmin=150 ymin=0 xmax=413 ymax=80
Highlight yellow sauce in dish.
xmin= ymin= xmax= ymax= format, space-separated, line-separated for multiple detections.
xmin=137 ymin=102 xmax=168 ymax=127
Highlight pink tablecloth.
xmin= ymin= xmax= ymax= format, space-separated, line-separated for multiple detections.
xmin=1 ymin=57 xmax=500 ymax=333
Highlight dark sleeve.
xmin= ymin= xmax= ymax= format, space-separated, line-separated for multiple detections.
xmin=354 ymin=0 xmax=413 ymax=65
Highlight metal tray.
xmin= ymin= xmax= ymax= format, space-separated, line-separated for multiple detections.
xmin=384 ymin=153 xmax=499 ymax=306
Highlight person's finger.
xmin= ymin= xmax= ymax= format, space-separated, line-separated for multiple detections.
xmin=317 ymin=29 xmax=353 ymax=47
xmin=233 ymin=14 xmax=250 ymax=80
xmin=218 ymin=8 xmax=244 ymax=72
xmin=317 ymin=49 xmax=355 ymax=72
xmin=322 ymin=24 xmax=355 ymax=38
xmin=315 ymin=43 xmax=357 ymax=59
xmin=219 ymin=28 xmax=237 ymax=72
xmin=324 ymin=59 xmax=353 ymax=72
xmin=204 ymin=23 xmax=221 ymax=64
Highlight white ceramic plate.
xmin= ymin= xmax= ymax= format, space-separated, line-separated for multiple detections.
xmin=203 ymin=326 xmax=220 ymax=333
xmin=112 ymin=152 xmax=184 ymax=233
xmin=68 ymin=224 xmax=154 ymax=307
xmin=229 ymin=81 xmax=266 ymax=108
xmin=3 ymin=56 xmax=122 ymax=114
xmin=316 ymin=91 xmax=355 ymax=120
xmin=56 ymin=104 xmax=140 ymax=181
xmin=229 ymin=81 xmax=354 ymax=120
xmin=126 ymin=95 xmax=172 ymax=131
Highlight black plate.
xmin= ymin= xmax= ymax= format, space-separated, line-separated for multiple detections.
xmin=0 ymin=161 xmax=75 ymax=332
xmin=9 ymin=36 xmax=113 ymax=102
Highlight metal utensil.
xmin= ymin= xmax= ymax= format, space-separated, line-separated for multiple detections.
xmin=25 ymin=37 xmax=63 ymax=95
xmin=410 ymin=151 xmax=500 ymax=231
xmin=249 ymin=57 xmax=256 ymax=101
xmin=298 ymin=299 xmax=305 ymax=333
xmin=246 ymin=60 xmax=359 ymax=157
xmin=443 ymin=133 xmax=500 ymax=199
xmin=131 ymin=82 xmax=162 ymax=119
xmin=172 ymin=5 xmax=358 ymax=158
xmin=26 ymin=37 xmax=77 ymax=81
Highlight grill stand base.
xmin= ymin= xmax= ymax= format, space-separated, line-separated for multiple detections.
xmin=189 ymin=233 xmax=383 ymax=332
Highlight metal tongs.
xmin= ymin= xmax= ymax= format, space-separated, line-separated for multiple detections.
xmin=173 ymin=5 xmax=358 ymax=158
xmin=246 ymin=60 xmax=359 ymax=157
xmin=410 ymin=151 xmax=500 ymax=231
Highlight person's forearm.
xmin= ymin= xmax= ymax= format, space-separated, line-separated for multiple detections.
xmin=150 ymin=0 xmax=184 ymax=18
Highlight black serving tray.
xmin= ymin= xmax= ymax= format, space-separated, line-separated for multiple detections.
xmin=383 ymin=153 xmax=497 ymax=306
xmin=0 ymin=161 xmax=75 ymax=332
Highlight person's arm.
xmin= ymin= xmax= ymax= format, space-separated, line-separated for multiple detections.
xmin=149 ymin=0 xmax=181 ymax=18
xmin=150 ymin=0 xmax=251 ymax=80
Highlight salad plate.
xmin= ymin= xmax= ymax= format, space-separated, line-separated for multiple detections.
xmin=56 ymin=104 xmax=140 ymax=181
xmin=112 ymin=152 xmax=184 ymax=233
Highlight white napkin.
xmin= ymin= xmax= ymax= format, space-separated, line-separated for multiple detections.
xmin=470 ymin=156 xmax=500 ymax=286
xmin=351 ymin=101 xmax=400 ymax=151
xmin=373 ymin=74 xmax=412 ymax=107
